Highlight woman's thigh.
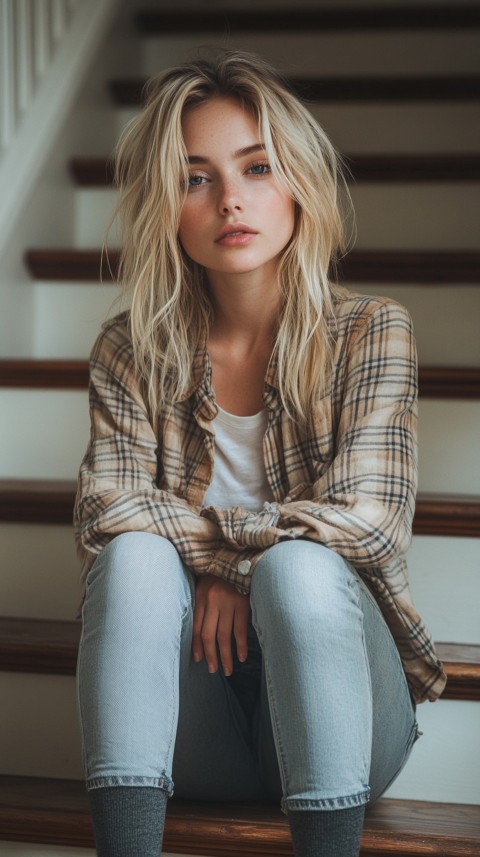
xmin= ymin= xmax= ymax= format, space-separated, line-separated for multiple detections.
xmin=249 ymin=540 xmax=418 ymax=806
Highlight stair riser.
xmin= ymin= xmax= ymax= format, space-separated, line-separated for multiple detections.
xmin=1 ymin=392 xmax=479 ymax=492
xmin=116 ymin=103 xmax=480 ymax=156
xmin=33 ymin=283 xmax=122 ymax=359
xmin=0 ymin=671 xmax=478 ymax=804
xmin=355 ymin=285 xmax=480 ymax=368
xmin=384 ymin=699 xmax=480 ymax=805
xmin=0 ymin=525 xmax=477 ymax=644
xmin=0 ymin=524 xmax=81 ymax=621
xmin=30 ymin=283 xmax=480 ymax=367
xmin=73 ymin=186 xmax=480 ymax=251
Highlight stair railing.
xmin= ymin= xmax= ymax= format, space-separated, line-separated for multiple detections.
xmin=0 ymin=0 xmax=120 ymax=255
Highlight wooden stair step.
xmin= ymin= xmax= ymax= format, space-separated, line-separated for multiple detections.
xmin=69 ymin=154 xmax=480 ymax=186
xmin=1 ymin=480 xmax=480 ymax=536
xmin=0 ymin=775 xmax=479 ymax=855
xmin=24 ymin=248 xmax=480 ymax=283
xmin=0 ymin=618 xmax=476 ymax=701
xmin=110 ymin=75 xmax=480 ymax=106
xmin=135 ymin=5 xmax=480 ymax=34
xmin=1 ymin=360 xmax=480 ymax=400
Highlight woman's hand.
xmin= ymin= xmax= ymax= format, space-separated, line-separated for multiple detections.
xmin=192 ymin=574 xmax=251 ymax=676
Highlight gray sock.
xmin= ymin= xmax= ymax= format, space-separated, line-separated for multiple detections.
xmin=88 ymin=786 xmax=167 ymax=857
xmin=288 ymin=805 xmax=365 ymax=857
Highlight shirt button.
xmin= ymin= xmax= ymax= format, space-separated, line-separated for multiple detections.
xmin=237 ymin=560 xmax=251 ymax=576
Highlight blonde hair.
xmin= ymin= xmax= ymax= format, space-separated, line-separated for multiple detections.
xmin=111 ymin=50 xmax=351 ymax=424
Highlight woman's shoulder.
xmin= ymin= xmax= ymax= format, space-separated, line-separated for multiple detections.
xmin=90 ymin=310 xmax=132 ymax=361
xmin=330 ymin=285 xmax=412 ymax=333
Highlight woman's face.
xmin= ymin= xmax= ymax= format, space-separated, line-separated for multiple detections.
xmin=178 ymin=97 xmax=295 ymax=285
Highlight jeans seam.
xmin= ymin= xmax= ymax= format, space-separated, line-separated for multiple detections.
xmin=166 ymin=588 xmax=192 ymax=774
xmin=251 ymin=616 xmax=289 ymax=800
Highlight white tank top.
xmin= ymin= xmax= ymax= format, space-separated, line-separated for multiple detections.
xmin=203 ymin=406 xmax=274 ymax=512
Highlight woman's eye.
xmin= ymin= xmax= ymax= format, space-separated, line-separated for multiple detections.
xmin=187 ymin=175 xmax=207 ymax=188
xmin=247 ymin=162 xmax=271 ymax=176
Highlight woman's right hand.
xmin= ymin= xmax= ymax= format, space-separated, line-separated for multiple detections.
xmin=192 ymin=574 xmax=251 ymax=676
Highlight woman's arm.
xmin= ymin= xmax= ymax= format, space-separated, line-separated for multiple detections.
xmin=202 ymin=300 xmax=418 ymax=578
xmin=74 ymin=316 xmax=256 ymax=583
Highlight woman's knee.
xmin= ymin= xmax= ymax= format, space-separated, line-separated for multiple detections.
xmin=251 ymin=540 xmax=359 ymax=631
xmin=85 ymin=532 xmax=193 ymax=616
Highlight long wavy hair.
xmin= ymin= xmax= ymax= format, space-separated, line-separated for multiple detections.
xmin=110 ymin=50 xmax=351 ymax=424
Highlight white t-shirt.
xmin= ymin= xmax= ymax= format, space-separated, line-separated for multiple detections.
xmin=203 ymin=406 xmax=273 ymax=511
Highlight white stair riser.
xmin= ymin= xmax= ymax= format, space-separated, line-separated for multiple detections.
xmin=0 ymin=524 xmax=82 ymax=621
xmin=1 ymin=391 xmax=479 ymax=492
xmin=32 ymin=282 xmax=480 ymax=366
xmin=384 ymin=699 xmax=480 ymax=804
xmin=354 ymin=285 xmax=480 ymax=368
xmin=116 ymin=104 xmax=480 ymax=155
xmin=141 ymin=32 xmax=480 ymax=77
xmin=417 ymin=400 xmax=480 ymax=494
xmin=0 ymin=673 xmax=83 ymax=780
xmin=33 ymin=283 xmax=123 ymax=359
xmin=0 ymin=672 xmax=478 ymax=804
xmin=408 ymin=536 xmax=480 ymax=645
xmin=0 ymin=391 xmax=90 ymax=480
xmin=73 ymin=186 xmax=480 ymax=251
xmin=350 ymin=184 xmax=480 ymax=250
xmin=1 ymin=524 xmax=479 ymax=642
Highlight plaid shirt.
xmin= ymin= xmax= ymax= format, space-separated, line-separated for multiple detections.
xmin=74 ymin=286 xmax=446 ymax=704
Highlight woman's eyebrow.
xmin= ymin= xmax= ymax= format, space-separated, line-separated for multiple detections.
xmin=187 ymin=143 xmax=266 ymax=164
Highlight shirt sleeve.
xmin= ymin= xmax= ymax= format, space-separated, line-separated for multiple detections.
xmin=202 ymin=301 xmax=418 ymax=577
xmin=73 ymin=319 xmax=256 ymax=586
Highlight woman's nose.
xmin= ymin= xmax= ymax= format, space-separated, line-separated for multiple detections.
xmin=218 ymin=179 xmax=243 ymax=215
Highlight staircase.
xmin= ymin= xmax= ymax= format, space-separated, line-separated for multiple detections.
xmin=0 ymin=2 xmax=479 ymax=854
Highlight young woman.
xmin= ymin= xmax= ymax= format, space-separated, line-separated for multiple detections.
xmin=74 ymin=50 xmax=446 ymax=857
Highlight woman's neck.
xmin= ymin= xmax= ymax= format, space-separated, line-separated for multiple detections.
xmin=207 ymin=270 xmax=281 ymax=348
xmin=206 ymin=272 xmax=280 ymax=415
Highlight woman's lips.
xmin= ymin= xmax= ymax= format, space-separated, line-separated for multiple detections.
xmin=215 ymin=231 xmax=257 ymax=247
xmin=215 ymin=224 xmax=258 ymax=246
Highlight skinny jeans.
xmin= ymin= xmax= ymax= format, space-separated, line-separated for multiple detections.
xmin=77 ymin=533 xmax=419 ymax=812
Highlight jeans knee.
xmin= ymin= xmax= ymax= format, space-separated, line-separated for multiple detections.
xmin=86 ymin=532 xmax=192 ymax=617
xmin=251 ymin=540 xmax=359 ymax=634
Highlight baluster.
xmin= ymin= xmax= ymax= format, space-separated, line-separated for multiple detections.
xmin=16 ymin=0 xmax=34 ymax=118
xmin=50 ymin=0 xmax=68 ymax=46
xmin=0 ymin=0 xmax=16 ymax=151
xmin=32 ymin=0 xmax=51 ymax=83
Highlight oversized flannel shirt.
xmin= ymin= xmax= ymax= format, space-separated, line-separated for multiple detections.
xmin=74 ymin=286 xmax=447 ymax=704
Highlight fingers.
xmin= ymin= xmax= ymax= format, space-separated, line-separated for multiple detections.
xmin=191 ymin=596 xmax=206 ymax=665
xmin=191 ymin=576 xmax=250 ymax=676
xmin=233 ymin=601 xmax=250 ymax=664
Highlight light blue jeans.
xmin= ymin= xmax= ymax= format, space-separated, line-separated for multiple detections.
xmin=77 ymin=533 xmax=419 ymax=812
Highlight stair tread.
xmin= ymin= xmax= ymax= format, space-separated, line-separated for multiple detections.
xmin=110 ymin=74 xmax=480 ymax=106
xmin=0 ymin=775 xmax=479 ymax=854
xmin=134 ymin=5 xmax=480 ymax=34
xmin=69 ymin=154 xmax=480 ymax=185
xmin=0 ymin=617 xmax=477 ymax=701
xmin=1 ymin=360 xmax=479 ymax=399
xmin=1 ymin=480 xmax=479 ymax=537
xmin=24 ymin=248 xmax=480 ymax=283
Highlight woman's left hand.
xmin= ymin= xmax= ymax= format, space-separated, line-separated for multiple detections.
xmin=192 ymin=574 xmax=251 ymax=676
